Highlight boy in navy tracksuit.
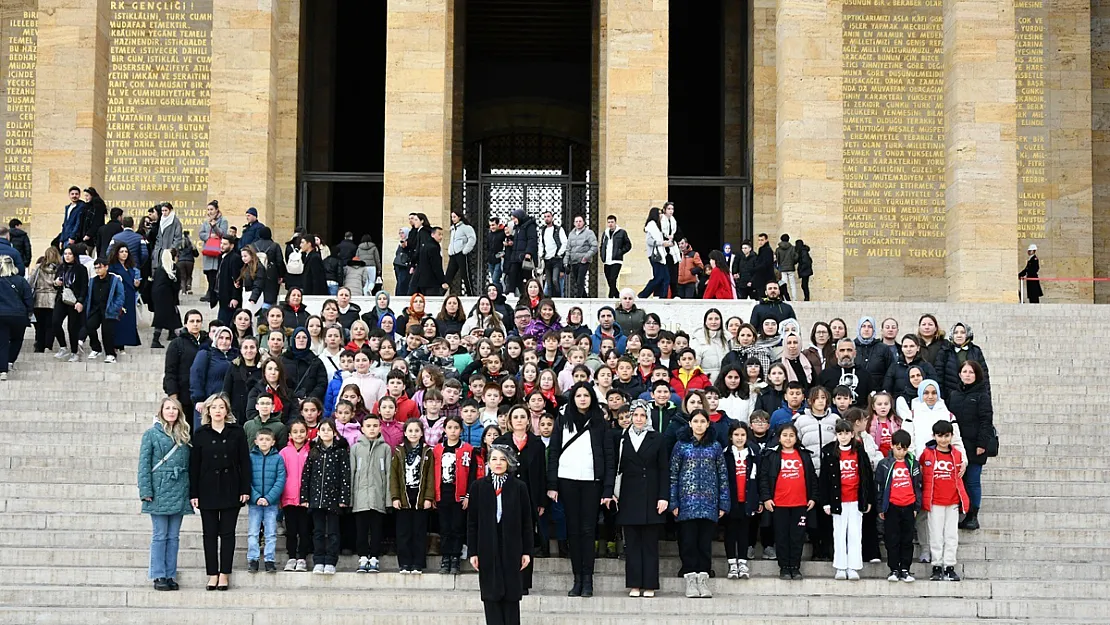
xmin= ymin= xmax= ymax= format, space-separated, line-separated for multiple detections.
xmin=723 ymin=422 xmax=761 ymax=579
xmin=874 ymin=429 xmax=923 ymax=582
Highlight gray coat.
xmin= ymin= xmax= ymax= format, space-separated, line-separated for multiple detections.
xmin=152 ymin=217 xmax=183 ymax=270
xmin=776 ymin=241 xmax=798 ymax=272
xmin=350 ymin=435 xmax=393 ymax=513
xmin=563 ymin=226 xmax=598 ymax=265
xmin=137 ymin=426 xmax=193 ymax=516
xmin=355 ymin=242 xmax=382 ymax=276
xmin=448 ymin=222 xmax=477 ymax=256
xmin=342 ymin=263 xmax=370 ymax=295
xmin=198 ymin=216 xmax=229 ymax=271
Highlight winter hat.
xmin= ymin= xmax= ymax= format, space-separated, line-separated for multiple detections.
xmin=246 ymin=207 xmax=258 ymax=217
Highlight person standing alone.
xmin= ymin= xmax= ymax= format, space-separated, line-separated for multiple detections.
xmin=600 ymin=215 xmax=632 ymax=298
xmin=563 ymin=215 xmax=598 ymax=298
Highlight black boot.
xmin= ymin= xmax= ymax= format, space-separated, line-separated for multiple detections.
xmin=581 ymin=574 xmax=594 ymax=598
xmin=150 ymin=332 xmax=165 ymax=349
xmin=438 ymin=555 xmax=451 ymax=574
xmin=959 ymin=507 xmax=980 ymax=531
xmin=568 ymin=574 xmax=582 ymax=597
xmin=558 ymin=540 xmax=570 ymax=558
xmin=538 ymin=540 xmax=551 ymax=558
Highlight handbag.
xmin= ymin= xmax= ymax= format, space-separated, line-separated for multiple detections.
xmin=61 ymin=287 xmax=77 ymax=307
xmin=202 ymin=232 xmax=221 ymax=258
xmin=984 ymin=425 xmax=1000 ymax=458
xmin=613 ymin=435 xmax=625 ymax=499
xmin=522 ymin=257 xmax=535 ymax=275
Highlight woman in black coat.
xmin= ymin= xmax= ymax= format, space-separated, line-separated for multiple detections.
xmin=223 ymin=336 xmax=263 ymax=421
xmin=51 ymin=246 xmax=88 ymax=358
xmin=151 ymin=249 xmax=182 ymax=341
xmin=280 ymin=327 xmax=328 ymax=402
xmin=935 ymin=322 xmax=990 ymax=401
xmin=468 ymin=445 xmax=533 ymax=625
xmin=494 ymin=405 xmax=547 ymax=593
xmin=300 ymin=237 xmax=328 ymax=296
xmin=882 ymin=335 xmax=938 ymax=399
xmin=188 ymin=393 xmax=251 ymax=591
xmin=612 ymin=400 xmax=668 ymax=597
xmin=245 ymin=358 xmax=297 ymax=423
xmin=545 ymin=382 xmax=615 ymax=598
xmin=947 ymin=360 xmax=993 ymax=531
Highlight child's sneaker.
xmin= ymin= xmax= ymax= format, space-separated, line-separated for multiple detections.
xmin=264 ymin=561 xmax=276 ymax=573
xmin=847 ymin=569 xmax=860 ymax=581
xmin=88 ymin=351 xmax=101 ymax=360
xmin=399 ymin=567 xmax=411 ymax=575
xmin=726 ymin=560 xmax=739 ymax=579
xmin=888 ymin=570 xmax=900 ymax=582
xmin=284 ymin=558 xmax=297 ymax=572
xmin=295 ymin=559 xmax=308 ymax=572
xmin=944 ymin=566 xmax=961 ymax=582
xmin=737 ymin=560 xmax=750 ymax=579
xmin=312 ymin=564 xmax=325 ymax=574
xmin=412 ymin=568 xmax=423 ymax=575
xmin=248 ymin=560 xmax=259 ymax=573
xmin=103 ymin=355 xmax=116 ymax=364
xmin=368 ymin=557 xmax=380 ymax=573
xmin=357 ymin=556 xmax=369 ymax=573
xmin=324 ymin=565 xmax=336 ymax=575
xmin=901 ymin=570 xmax=916 ymax=583
xmin=929 ymin=566 xmax=944 ymax=581
xmin=834 ymin=569 xmax=847 ymax=580
xmin=763 ymin=546 xmax=776 ymax=560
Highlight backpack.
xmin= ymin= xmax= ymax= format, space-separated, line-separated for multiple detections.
xmin=286 ymin=250 xmax=304 ymax=275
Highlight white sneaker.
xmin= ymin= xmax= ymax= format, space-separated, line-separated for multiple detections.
xmin=54 ymin=348 xmax=70 ymax=359
xmin=412 ymin=569 xmax=422 ymax=575
xmin=312 ymin=564 xmax=325 ymax=574
xmin=737 ymin=560 xmax=750 ymax=579
xmin=87 ymin=351 xmax=101 ymax=360
xmin=295 ymin=559 xmax=308 ymax=572
xmin=67 ymin=354 xmax=80 ymax=363
xmin=847 ymin=569 xmax=860 ymax=581
xmin=103 ymin=355 xmax=116 ymax=364
xmin=869 ymin=558 xmax=882 ymax=563
xmin=726 ymin=561 xmax=739 ymax=579
xmin=888 ymin=571 xmax=900 ymax=582
xmin=0 ymin=372 xmax=7 ymax=381
xmin=323 ymin=565 xmax=336 ymax=575
xmin=399 ymin=568 xmax=411 ymax=575
xmin=901 ymin=571 xmax=916 ymax=583
xmin=6 ymin=362 xmax=13 ymax=370
xmin=835 ymin=569 xmax=847 ymax=580
xmin=284 ymin=558 xmax=297 ymax=571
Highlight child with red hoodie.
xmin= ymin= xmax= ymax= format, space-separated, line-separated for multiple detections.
xmin=670 ymin=348 xmax=712 ymax=400
xmin=373 ymin=370 xmax=420 ymax=422
xmin=432 ymin=417 xmax=479 ymax=575
xmin=279 ymin=419 xmax=312 ymax=571
xmin=920 ymin=419 xmax=969 ymax=582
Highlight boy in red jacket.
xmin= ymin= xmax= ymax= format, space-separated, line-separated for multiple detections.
xmin=920 ymin=419 xmax=969 ymax=582
xmin=670 ymin=348 xmax=712 ymax=399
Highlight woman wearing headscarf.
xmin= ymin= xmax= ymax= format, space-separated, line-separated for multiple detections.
xmin=152 ymin=202 xmax=183 ymax=277
xmin=359 ymin=291 xmax=395 ymax=329
xmin=150 ymin=249 xmax=181 ymax=349
xmin=107 ymin=244 xmax=142 ymax=350
xmin=935 ymin=322 xmax=990 ymax=401
xmin=854 ymin=316 xmax=892 ymax=390
xmin=280 ymin=327 xmax=329 ymax=404
xmin=779 ymin=331 xmax=813 ymax=391
xmin=545 ymin=381 xmax=615 ymax=598
xmin=189 ymin=327 xmax=240 ymax=430
xmin=613 ymin=400 xmax=668 ymax=597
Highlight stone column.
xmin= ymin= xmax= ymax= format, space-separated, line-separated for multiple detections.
xmin=750 ymin=0 xmax=777 ymax=236
xmin=943 ymin=0 xmax=1018 ymax=302
xmin=29 ymin=0 xmax=109 ymax=252
xmin=382 ymin=0 xmax=455 ymax=290
xmin=275 ymin=0 xmax=302 ymax=232
xmin=1095 ymin=1 xmax=1110 ymax=302
xmin=722 ymin=0 xmax=745 ymax=246
xmin=208 ymin=0 xmax=281 ymax=232
xmin=775 ymin=0 xmax=843 ymax=299
xmin=597 ymin=0 xmax=668 ymax=293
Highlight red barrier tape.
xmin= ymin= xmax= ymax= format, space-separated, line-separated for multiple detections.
xmin=1020 ymin=277 xmax=1110 ymax=282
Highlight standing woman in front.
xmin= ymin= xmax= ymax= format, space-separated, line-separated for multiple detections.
xmin=947 ymin=360 xmax=993 ymax=531
xmin=468 ymin=445 xmax=533 ymax=625
xmin=614 ymin=400 xmax=668 ymax=598
xmin=669 ymin=409 xmax=729 ymax=598
xmin=189 ymin=392 xmax=251 ymax=591
xmin=545 ymin=381 xmax=615 ymax=598
xmin=51 ymin=245 xmax=88 ymax=361
xmin=138 ymin=397 xmax=192 ymax=590
xmin=494 ymin=405 xmax=547 ymax=593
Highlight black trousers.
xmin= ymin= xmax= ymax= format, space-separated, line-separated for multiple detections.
xmin=284 ymin=505 xmax=313 ymax=559
xmin=749 ymin=509 xmax=775 ymax=549
xmin=200 ymin=507 xmax=239 ymax=575
xmin=677 ymin=283 xmax=698 ymax=299
xmin=800 ymin=276 xmax=811 ymax=301
xmin=33 ymin=307 xmax=55 ymax=351
xmin=724 ymin=512 xmax=750 ymax=560
xmin=311 ymin=509 xmax=341 ymax=566
xmin=0 ymin=316 xmax=27 ymax=373
xmin=559 ymin=478 xmax=601 ymax=576
xmin=354 ymin=509 xmax=385 ymax=558
xmin=567 ymin=261 xmax=589 ymax=298
xmin=884 ymin=504 xmax=916 ymax=572
xmin=445 ymin=253 xmax=473 ymax=295
xmin=863 ymin=507 xmax=881 ymax=562
xmin=665 ymin=258 xmax=678 ymax=298
xmin=504 ymin=262 xmax=522 ymax=297
xmin=204 ymin=269 xmax=218 ymax=299
xmin=603 ymin=264 xmax=621 ymax=298
xmin=677 ymin=518 xmax=715 ymax=574
xmin=52 ymin=303 xmax=82 ymax=353
xmin=809 ymin=507 xmax=833 ymax=559
xmin=395 ymin=508 xmax=429 ymax=570
xmin=622 ymin=524 xmax=660 ymax=589
xmin=483 ymin=600 xmax=521 ymax=625
xmin=438 ymin=497 xmax=465 ymax=557
xmin=773 ymin=506 xmax=807 ymax=570
xmin=85 ymin=311 xmax=117 ymax=357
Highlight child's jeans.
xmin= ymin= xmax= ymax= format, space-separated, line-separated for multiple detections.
xmin=247 ymin=504 xmax=280 ymax=562
xmin=832 ymin=506 xmax=863 ymax=571
xmin=928 ymin=504 xmax=959 ymax=566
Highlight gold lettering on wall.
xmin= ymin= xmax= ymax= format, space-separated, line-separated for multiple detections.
xmin=105 ymin=1 xmax=211 ymax=229
xmin=1015 ymin=0 xmax=1047 ymax=242
xmin=842 ymin=0 xmax=946 ymax=296
xmin=0 ymin=3 xmax=36 ymax=228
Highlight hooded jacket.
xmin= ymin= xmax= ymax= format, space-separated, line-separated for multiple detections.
xmin=668 ymin=430 xmax=730 ymax=522
xmin=795 ymin=241 xmax=813 ymax=278
xmin=669 ymin=366 xmax=713 ymax=400
xmin=249 ymin=446 xmax=287 ymax=505
xmin=508 ymin=210 xmax=538 ymax=263
xmin=590 ymin=317 xmax=628 ymax=354
xmin=775 ymin=240 xmax=797 ymax=272
xmin=350 ymin=434 xmax=393 ymax=513
xmin=7 ymin=227 xmax=30 ymax=267
xmin=875 ymin=451 xmax=923 ymax=513
xmin=355 ymin=241 xmax=382 ymax=277
xmin=279 ymin=439 xmax=310 ymax=507
xmin=300 ymin=437 xmax=351 ymax=512
xmin=448 ymin=222 xmax=477 ymax=256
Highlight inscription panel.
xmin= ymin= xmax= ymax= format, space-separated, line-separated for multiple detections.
xmin=106 ymin=0 xmax=211 ymax=229
xmin=1016 ymin=0 xmax=1047 ymax=243
xmin=0 ymin=1 xmax=35 ymax=229
xmin=842 ymin=0 xmax=945 ymax=298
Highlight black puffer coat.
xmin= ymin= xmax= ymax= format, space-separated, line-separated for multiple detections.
xmin=947 ymin=379 xmax=994 ymax=466
xmin=935 ymin=341 xmax=990 ymax=401
xmin=300 ymin=437 xmax=351 ymax=512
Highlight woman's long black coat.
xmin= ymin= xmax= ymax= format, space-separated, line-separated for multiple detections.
xmin=467 ymin=476 xmax=533 ymax=602
xmin=189 ymin=423 xmax=251 ymax=510
xmin=612 ymin=430 xmax=669 ymax=526
xmin=493 ymin=433 xmax=547 ymax=517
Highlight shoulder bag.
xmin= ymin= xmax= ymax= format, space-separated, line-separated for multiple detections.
xmin=152 ymin=443 xmax=181 ymax=472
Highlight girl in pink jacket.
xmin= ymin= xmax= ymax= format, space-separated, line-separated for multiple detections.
xmin=279 ymin=420 xmax=312 ymax=571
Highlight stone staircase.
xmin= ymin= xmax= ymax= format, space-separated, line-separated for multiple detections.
xmin=0 ymin=299 xmax=1107 ymax=624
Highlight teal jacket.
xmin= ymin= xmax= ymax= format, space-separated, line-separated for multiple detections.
xmin=249 ymin=446 xmax=287 ymax=506
xmin=137 ymin=426 xmax=193 ymax=516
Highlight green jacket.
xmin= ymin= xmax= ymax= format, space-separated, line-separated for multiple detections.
xmin=350 ymin=435 xmax=393 ymax=513
xmin=137 ymin=426 xmax=193 ymax=516
xmin=244 ymin=414 xmax=288 ymax=451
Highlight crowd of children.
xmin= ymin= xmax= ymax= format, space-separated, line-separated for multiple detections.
xmin=137 ymin=293 xmax=995 ymax=599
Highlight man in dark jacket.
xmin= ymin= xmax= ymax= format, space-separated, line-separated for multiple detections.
xmin=751 ymin=233 xmax=776 ymax=293
xmin=334 ymin=231 xmax=357 ymax=265
xmin=414 ymin=226 xmax=448 ymax=296
xmin=239 ymin=207 xmax=264 ymax=249
xmin=749 ymin=282 xmax=796 ymax=330
xmin=96 ymin=208 xmax=124 ymax=260
xmin=599 ymin=215 xmax=632 ymax=298
xmin=735 ymin=241 xmax=758 ymax=299
xmin=251 ymin=227 xmax=284 ymax=306
xmin=58 ymin=186 xmax=85 ymax=247
xmin=108 ymin=217 xmax=148 ymax=266
xmin=7 ymin=219 xmax=31 ymax=267
xmin=0 ymin=226 xmax=26 ymax=276
xmin=818 ymin=340 xmax=875 ymax=408
xmin=213 ymin=237 xmax=243 ymax=325
xmin=163 ymin=309 xmax=209 ymax=419
xmin=505 ymin=209 xmax=537 ymax=296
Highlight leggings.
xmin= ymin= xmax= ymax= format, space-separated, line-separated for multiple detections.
xmin=52 ymin=303 xmax=82 ymax=353
xmin=33 ymin=307 xmax=55 ymax=351
xmin=283 ymin=505 xmax=313 ymax=559
xmin=724 ymin=512 xmax=750 ymax=560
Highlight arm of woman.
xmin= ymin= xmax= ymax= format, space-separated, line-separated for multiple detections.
xmin=137 ymin=431 xmax=154 ymax=500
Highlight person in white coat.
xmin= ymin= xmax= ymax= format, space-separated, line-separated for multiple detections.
xmin=445 ymin=210 xmax=477 ymax=295
xmin=638 ymin=208 xmax=670 ymax=299
xmin=690 ymin=308 xmax=729 ymax=380
xmin=660 ymin=202 xmax=682 ymax=298
xmin=152 ymin=202 xmax=183 ymax=272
